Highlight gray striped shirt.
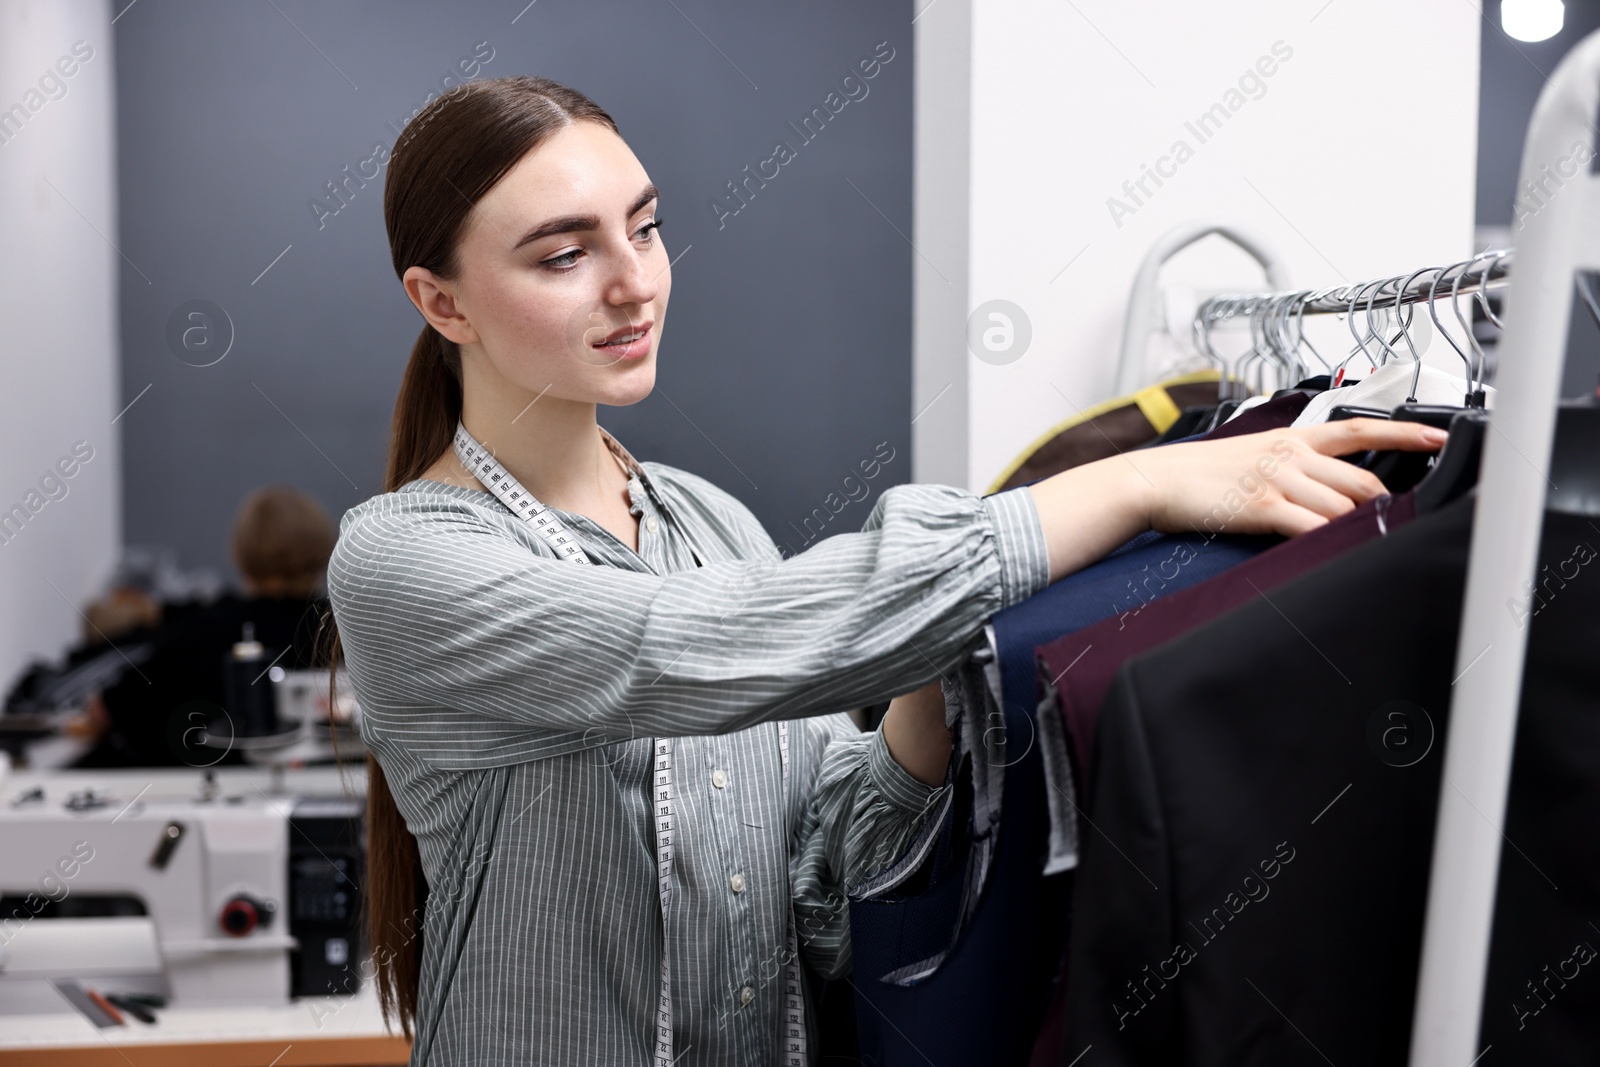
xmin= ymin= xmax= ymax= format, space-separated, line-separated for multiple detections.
xmin=325 ymin=432 xmax=1050 ymax=1066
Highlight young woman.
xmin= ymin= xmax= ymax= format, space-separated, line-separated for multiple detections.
xmin=323 ymin=75 xmax=1445 ymax=1066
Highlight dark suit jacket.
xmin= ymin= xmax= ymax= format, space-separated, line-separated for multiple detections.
xmin=1063 ymin=492 xmax=1600 ymax=1065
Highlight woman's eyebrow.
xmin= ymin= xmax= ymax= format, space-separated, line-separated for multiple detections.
xmin=513 ymin=183 xmax=659 ymax=249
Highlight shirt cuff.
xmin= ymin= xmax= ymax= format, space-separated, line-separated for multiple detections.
xmin=981 ymin=485 xmax=1052 ymax=610
xmin=866 ymin=720 xmax=949 ymax=815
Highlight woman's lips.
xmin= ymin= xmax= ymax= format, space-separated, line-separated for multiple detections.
xmin=592 ymin=322 xmax=652 ymax=361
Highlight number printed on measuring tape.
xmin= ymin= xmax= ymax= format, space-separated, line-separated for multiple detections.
xmin=453 ymin=423 xmax=592 ymax=565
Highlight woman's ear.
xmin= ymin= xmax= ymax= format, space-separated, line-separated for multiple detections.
xmin=402 ymin=265 xmax=479 ymax=346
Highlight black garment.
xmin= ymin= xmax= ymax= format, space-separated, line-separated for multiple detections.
xmin=1064 ymin=492 xmax=1600 ymax=1065
xmin=1145 ymin=405 xmax=1214 ymax=447
xmin=77 ymin=592 xmax=328 ymax=767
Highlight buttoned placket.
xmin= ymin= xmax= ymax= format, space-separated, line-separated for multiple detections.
xmin=625 ymin=473 xmax=663 ymax=568
xmin=698 ymin=701 xmax=766 ymax=1052
xmin=592 ymin=432 xmax=782 ymax=1057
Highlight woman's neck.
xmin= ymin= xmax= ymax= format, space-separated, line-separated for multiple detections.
xmin=449 ymin=369 xmax=630 ymax=520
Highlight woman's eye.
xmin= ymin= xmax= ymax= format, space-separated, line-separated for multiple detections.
xmin=540 ymin=219 xmax=662 ymax=271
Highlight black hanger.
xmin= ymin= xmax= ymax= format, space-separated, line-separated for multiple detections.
xmin=1326 ymin=403 xmax=1482 ymax=502
xmin=1326 ymin=404 xmax=1393 ymax=473
xmin=1197 ymin=398 xmax=1243 ymax=434
xmin=1327 ymin=404 xmax=1393 ymax=423
xmin=1413 ymin=408 xmax=1489 ymax=513
xmin=1407 ymin=401 xmax=1600 ymax=516
xmin=1363 ymin=406 xmax=1452 ymax=495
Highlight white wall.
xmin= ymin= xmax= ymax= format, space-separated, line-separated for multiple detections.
xmin=0 ymin=0 xmax=120 ymax=687
xmin=914 ymin=0 xmax=1481 ymax=490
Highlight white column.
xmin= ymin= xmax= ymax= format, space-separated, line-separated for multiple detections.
xmin=0 ymin=0 xmax=121 ymax=690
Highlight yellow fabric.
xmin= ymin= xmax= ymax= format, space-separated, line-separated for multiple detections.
xmin=1132 ymin=382 xmax=1183 ymax=434
xmin=983 ymin=369 xmax=1222 ymax=495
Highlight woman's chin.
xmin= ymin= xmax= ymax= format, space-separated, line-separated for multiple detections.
xmin=593 ymin=362 xmax=657 ymax=407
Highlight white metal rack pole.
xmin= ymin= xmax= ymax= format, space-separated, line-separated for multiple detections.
xmin=1408 ymin=27 xmax=1600 ymax=1067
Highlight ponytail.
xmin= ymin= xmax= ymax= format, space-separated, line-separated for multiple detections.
xmin=320 ymin=74 xmax=624 ymax=1038
xmin=383 ymin=326 xmax=462 ymax=494
xmin=322 ymin=324 xmax=459 ymax=1038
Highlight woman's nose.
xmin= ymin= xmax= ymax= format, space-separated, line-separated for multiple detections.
xmin=605 ymin=237 xmax=662 ymax=305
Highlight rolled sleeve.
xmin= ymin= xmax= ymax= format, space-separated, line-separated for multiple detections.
xmin=981 ymin=485 xmax=1051 ymax=610
xmin=865 ymin=720 xmax=946 ymax=814
xmin=788 ymin=713 xmax=953 ymax=979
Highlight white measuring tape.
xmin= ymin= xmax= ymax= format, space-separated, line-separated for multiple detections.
xmin=453 ymin=422 xmax=807 ymax=1066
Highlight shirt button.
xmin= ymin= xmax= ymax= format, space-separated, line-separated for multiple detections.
xmin=730 ymin=872 xmax=746 ymax=893
xmin=711 ymin=768 xmax=727 ymax=789
xmin=646 ymin=516 xmax=659 ymax=533
xmin=739 ymin=986 xmax=755 ymax=1005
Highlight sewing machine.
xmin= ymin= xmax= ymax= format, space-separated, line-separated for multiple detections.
xmin=0 ymin=766 xmax=364 ymax=1009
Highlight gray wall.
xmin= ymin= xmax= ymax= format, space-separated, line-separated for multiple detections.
xmin=114 ymin=0 xmax=914 ymax=582
xmin=1476 ymin=0 xmax=1600 ymax=398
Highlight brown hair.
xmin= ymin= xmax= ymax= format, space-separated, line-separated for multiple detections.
xmin=317 ymin=75 xmax=622 ymax=1038
xmin=230 ymin=485 xmax=337 ymax=596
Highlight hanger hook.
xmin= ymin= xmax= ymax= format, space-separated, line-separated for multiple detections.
xmin=1340 ymin=279 xmax=1383 ymax=378
xmin=1474 ymin=250 xmax=1509 ymax=330
xmin=1427 ymin=261 xmax=1477 ymax=403
xmin=1365 ymin=275 xmax=1411 ymax=368
xmin=1293 ymin=286 xmax=1337 ymax=376
xmin=1393 ymin=266 xmax=1435 ymax=403
xmin=1451 ymin=250 xmax=1495 ymax=394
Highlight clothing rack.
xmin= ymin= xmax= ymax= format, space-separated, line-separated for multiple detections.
xmin=1178 ymin=29 xmax=1598 ymax=1064
xmin=1191 ymin=250 xmax=1512 ymax=397
xmin=1407 ymin=27 xmax=1600 ymax=1067
xmin=1185 ymin=251 xmax=1511 ymax=403
xmin=1195 ymin=254 xmax=1511 ymax=319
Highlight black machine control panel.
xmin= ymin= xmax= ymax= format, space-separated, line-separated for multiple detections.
xmin=287 ymin=797 xmax=365 ymax=996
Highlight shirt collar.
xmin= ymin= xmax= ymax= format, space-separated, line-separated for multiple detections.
xmin=599 ymin=426 xmax=645 ymax=479
xmin=599 ymin=426 xmax=665 ymax=516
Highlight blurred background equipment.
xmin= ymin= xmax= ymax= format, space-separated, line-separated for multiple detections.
xmin=0 ymin=766 xmax=366 ymax=1007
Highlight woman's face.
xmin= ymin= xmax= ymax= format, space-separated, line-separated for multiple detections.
xmin=409 ymin=120 xmax=670 ymax=408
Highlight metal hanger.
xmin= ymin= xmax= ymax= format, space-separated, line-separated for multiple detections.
xmin=1393 ymin=265 xmax=1440 ymax=403
xmin=1450 ymin=250 xmax=1498 ymax=396
xmin=1427 ymin=260 xmax=1483 ymax=406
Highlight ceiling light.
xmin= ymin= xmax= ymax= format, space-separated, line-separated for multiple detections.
xmin=1502 ymin=0 xmax=1564 ymax=43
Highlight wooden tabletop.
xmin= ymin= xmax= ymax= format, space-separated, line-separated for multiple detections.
xmin=0 ymin=1035 xmax=410 ymax=1066
xmin=0 ymin=984 xmax=409 ymax=1066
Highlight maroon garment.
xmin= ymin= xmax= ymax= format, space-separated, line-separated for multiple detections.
xmin=1036 ymin=488 xmax=1417 ymax=805
xmin=1195 ymin=390 xmax=1311 ymax=439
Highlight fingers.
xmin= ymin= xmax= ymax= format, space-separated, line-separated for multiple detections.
xmin=1263 ymin=430 xmax=1393 ymax=528
xmin=1261 ymin=498 xmax=1331 ymax=537
xmin=1291 ymin=449 xmax=1388 ymax=505
xmin=1232 ymin=428 xmax=1395 ymax=535
xmin=1301 ymin=417 xmax=1449 ymax=457
xmin=1276 ymin=467 xmax=1361 ymax=522
xmin=1145 ymin=418 xmax=1426 ymax=541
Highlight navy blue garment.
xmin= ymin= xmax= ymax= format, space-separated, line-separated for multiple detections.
xmin=992 ymin=528 xmax=1274 ymax=742
xmin=848 ymin=532 xmax=1276 ymax=1067
xmin=847 ymin=391 xmax=1309 ymax=1066
xmin=849 ymin=676 xmax=1065 ymax=1067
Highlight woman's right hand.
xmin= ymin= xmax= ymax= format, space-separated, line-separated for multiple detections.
xmin=1025 ymin=417 xmax=1448 ymax=585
